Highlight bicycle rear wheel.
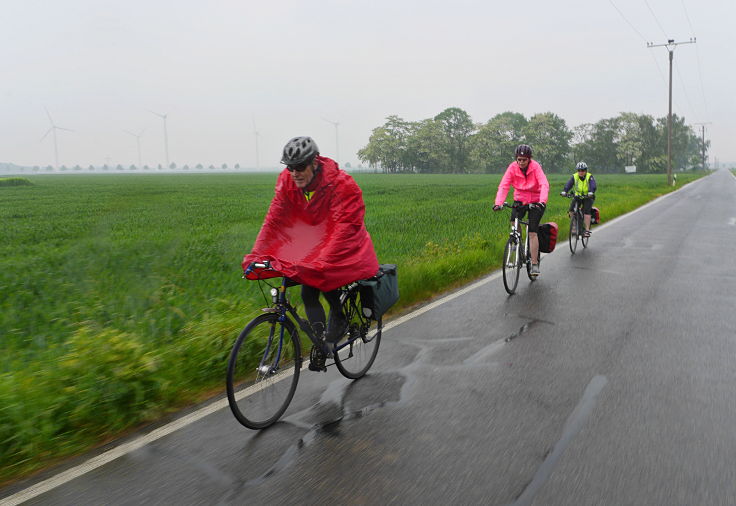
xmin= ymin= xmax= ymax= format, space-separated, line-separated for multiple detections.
xmin=569 ymin=216 xmax=579 ymax=254
xmin=334 ymin=293 xmax=382 ymax=379
xmin=581 ymin=218 xmax=589 ymax=248
xmin=502 ymin=237 xmax=521 ymax=294
xmin=226 ymin=313 xmax=301 ymax=429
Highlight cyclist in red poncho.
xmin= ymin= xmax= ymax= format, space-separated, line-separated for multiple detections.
xmin=242 ymin=136 xmax=379 ymax=343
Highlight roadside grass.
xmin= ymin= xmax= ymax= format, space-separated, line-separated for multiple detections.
xmin=0 ymin=171 xmax=705 ymax=482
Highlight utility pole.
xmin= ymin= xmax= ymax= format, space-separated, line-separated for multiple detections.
xmin=693 ymin=122 xmax=711 ymax=171
xmin=647 ymin=38 xmax=696 ymax=186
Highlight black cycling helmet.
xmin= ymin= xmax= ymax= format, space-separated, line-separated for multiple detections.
xmin=281 ymin=136 xmax=319 ymax=166
xmin=515 ymin=144 xmax=533 ymax=158
xmin=576 ymin=161 xmax=588 ymax=171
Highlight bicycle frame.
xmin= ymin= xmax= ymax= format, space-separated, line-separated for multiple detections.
xmin=565 ymin=194 xmax=592 ymax=252
xmin=253 ymin=270 xmax=367 ymax=360
xmin=504 ymin=202 xmax=532 ymax=266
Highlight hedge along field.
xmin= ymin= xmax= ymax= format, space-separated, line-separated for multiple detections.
xmin=0 ymin=171 xmax=705 ymax=481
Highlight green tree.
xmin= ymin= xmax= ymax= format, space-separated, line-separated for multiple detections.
xmin=578 ymin=118 xmax=620 ymax=173
xmin=615 ymin=112 xmax=645 ymax=168
xmin=470 ymin=111 xmax=527 ymax=173
xmin=358 ymin=115 xmax=413 ymax=173
xmin=522 ymin=112 xmax=571 ymax=173
xmin=433 ymin=107 xmax=475 ymax=173
xmin=405 ymin=119 xmax=452 ymax=173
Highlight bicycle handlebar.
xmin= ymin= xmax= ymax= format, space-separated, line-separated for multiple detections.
xmin=501 ymin=202 xmax=544 ymax=210
xmin=243 ymin=260 xmax=284 ymax=280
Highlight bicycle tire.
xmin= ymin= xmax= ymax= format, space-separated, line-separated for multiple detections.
xmin=226 ymin=313 xmax=301 ymax=429
xmin=334 ymin=290 xmax=382 ymax=379
xmin=502 ymin=237 xmax=521 ymax=294
xmin=581 ymin=213 xmax=589 ymax=248
xmin=569 ymin=214 xmax=579 ymax=254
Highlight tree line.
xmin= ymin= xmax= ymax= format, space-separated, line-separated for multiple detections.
xmin=357 ymin=107 xmax=707 ymax=174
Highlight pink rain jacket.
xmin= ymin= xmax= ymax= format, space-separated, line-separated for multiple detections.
xmin=242 ymin=156 xmax=379 ymax=292
xmin=494 ymin=159 xmax=550 ymax=206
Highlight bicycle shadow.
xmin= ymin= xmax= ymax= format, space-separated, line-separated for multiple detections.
xmin=230 ymin=370 xmax=405 ymax=489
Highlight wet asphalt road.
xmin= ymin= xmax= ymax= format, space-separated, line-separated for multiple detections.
xmin=4 ymin=170 xmax=736 ymax=505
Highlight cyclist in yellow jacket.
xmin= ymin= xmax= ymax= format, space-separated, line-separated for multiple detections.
xmin=561 ymin=162 xmax=597 ymax=237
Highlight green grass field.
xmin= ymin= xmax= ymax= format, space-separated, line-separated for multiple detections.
xmin=0 ymin=171 xmax=705 ymax=481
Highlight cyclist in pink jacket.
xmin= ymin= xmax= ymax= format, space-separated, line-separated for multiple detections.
xmin=492 ymin=144 xmax=550 ymax=277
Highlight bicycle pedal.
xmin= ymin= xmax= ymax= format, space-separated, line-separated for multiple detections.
xmin=309 ymin=346 xmax=328 ymax=372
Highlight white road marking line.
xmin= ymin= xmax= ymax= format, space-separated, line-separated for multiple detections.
xmin=0 ymin=174 xmax=711 ymax=505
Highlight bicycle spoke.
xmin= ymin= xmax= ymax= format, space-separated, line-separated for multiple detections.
xmin=334 ymin=291 xmax=381 ymax=378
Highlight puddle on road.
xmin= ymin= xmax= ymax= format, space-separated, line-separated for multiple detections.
xmin=230 ymin=315 xmax=554 ymax=493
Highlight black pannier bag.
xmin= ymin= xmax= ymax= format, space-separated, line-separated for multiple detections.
xmin=358 ymin=264 xmax=399 ymax=320
xmin=537 ymin=222 xmax=559 ymax=253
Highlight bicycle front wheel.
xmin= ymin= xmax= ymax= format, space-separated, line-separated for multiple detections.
xmin=226 ymin=313 xmax=301 ymax=429
xmin=502 ymin=237 xmax=521 ymax=294
xmin=334 ymin=315 xmax=382 ymax=379
xmin=569 ymin=216 xmax=579 ymax=254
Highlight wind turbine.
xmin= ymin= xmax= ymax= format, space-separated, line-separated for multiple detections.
xmin=124 ymin=128 xmax=145 ymax=168
xmin=149 ymin=110 xmax=169 ymax=167
xmin=322 ymin=117 xmax=340 ymax=163
xmin=40 ymin=107 xmax=73 ymax=169
xmin=252 ymin=117 xmax=260 ymax=170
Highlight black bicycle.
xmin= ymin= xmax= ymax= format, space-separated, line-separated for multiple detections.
xmin=563 ymin=193 xmax=593 ymax=254
xmin=501 ymin=202 xmax=541 ymax=295
xmin=226 ymin=261 xmax=382 ymax=429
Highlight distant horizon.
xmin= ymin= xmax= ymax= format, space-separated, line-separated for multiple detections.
xmin=3 ymin=1 xmax=734 ymax=169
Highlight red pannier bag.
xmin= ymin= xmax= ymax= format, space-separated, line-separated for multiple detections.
xmin=591 ymin=207 xmax=600 ymax=225
xmin=538 ymin=222 xmax=558 ymax=253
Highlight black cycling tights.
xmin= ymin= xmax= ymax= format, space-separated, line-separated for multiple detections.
xmin=301 ymin=285 xmax=342 ymax=333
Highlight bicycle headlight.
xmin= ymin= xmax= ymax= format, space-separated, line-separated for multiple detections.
xmin=270 ymin=287 xmax=279 ymax=303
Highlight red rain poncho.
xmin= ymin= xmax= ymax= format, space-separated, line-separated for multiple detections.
xmin=242 ymin=156 xmax=379 ymax=292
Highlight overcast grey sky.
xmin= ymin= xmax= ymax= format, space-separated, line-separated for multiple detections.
xmin=1 ymin=0 xmax=733 ymax=169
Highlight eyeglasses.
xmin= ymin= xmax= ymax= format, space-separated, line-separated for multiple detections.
xmin=287 ymin=161 xmax=311 ymax=173
xmin=516 ymin=157 xmax=529 ymax=163
xmin=577 ymin=169 xmax=587 ymax=172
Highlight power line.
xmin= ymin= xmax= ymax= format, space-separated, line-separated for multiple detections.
xmin=643 ymin=0 xmax=669 ymax=39
xmin=680 ymin=0 xmax=696 ymax=33
xmin=608 ymin=0 xmax=671 ymax=88
xmin=680 ymin=0 xmax=709 ymax=119
xmin=675 ymin=63 xmax=698 ymax=122
xmin=608 ymin=0 xmax=648 ymax=41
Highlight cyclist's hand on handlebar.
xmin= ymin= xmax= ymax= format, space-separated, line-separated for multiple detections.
xmin=560 ymin=191 xmax=567 ymax=197
xmin=533 ymin=202 xmax=546 ymax=210
xmin=492 ymin=204 xmax=502 ymax=211
xmin=588 ymin=192 xmax=594 ymax=197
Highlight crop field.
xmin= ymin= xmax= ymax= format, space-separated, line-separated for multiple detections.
xmin=0 ymin=171 xmax=705 ymax=481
